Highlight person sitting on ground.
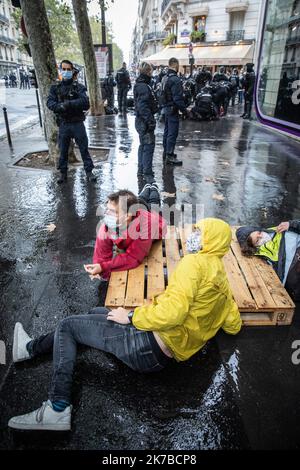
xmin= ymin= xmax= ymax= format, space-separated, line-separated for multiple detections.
xmin=236 ymin=220 xmax=300 ymax=301
xmin=84 ymin=189 xmax=167 ymax=280
xmin=9 ymin=218 xmax=241 ymax=431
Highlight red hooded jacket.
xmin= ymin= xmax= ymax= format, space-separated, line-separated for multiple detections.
xmin=93 ymin=209 xmax=167 ymax=279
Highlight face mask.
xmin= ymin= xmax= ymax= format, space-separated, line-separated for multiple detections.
xmin=104 ymin=214 xmax=118 ymax=231
xmin=256 ymin=232 xmax=273 ymax=247
xmin=61 ymin=70 xmax=73 ymax=80
xmin=186 ymin=230 xmax=202 ymax=253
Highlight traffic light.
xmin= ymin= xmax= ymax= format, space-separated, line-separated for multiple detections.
xmin=29 ymin=69 xmax=38 ymax=88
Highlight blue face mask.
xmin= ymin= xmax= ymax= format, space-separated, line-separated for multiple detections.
xmin=61 ymin=70 xmax=73 ymax=80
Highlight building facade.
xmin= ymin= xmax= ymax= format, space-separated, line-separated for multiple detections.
xmin=0 ymin=0 xmax=32 ymax=77
xmin=132 ymin=0 xmax=262 ymax=71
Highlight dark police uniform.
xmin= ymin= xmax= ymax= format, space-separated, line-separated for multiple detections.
xmin=241 ymin=63 xmax=256 ymax=119
xmin=162 ymin=69 xmax=187 ymax=161
xmin=134 ymin=73 xmax=158 ymax=182
xmin=115 ymin=66 xmax=131 ymax=113
xmin=47 ymin=78 xmax=94 ymax=176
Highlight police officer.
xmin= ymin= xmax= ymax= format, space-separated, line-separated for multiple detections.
xmin=212 ymin=66 xmax=229 ymax=83
xmin=134 ymin=61 xmax=158 ymax=183
xmin=103 ymin=70 xmax=116 ymax=110
xmin=161 ymin=57 xmax=188 ymax=166
xmin=229 ymin=68 xmax=239 ymax=106
xmin=115 ymin=62 xmax=131 ymax=114
xmin=240 ymin=63 xmax=255 ymax=120
xmin=195 ymin=66 xmax=212 ymax=95
xmin=47 ymin=59 xmax=96 ymax=184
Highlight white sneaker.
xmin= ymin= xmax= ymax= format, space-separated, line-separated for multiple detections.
xmin=13 ymin=322 xmax=32 ymax=363
xmin=8 ymin=400 xmax=72 ymax=431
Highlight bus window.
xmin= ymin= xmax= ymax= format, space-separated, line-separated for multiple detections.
xmin=257 ymin=0 xmax=300 ymax=132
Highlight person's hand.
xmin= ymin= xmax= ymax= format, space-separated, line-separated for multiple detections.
xmin=107 ymin=307 xmax=131 ymax=324
xmin=276 ymin=221 xmax=290 ymax=233
xmin=56 ymin=101 xmax=70 ymax=113
xmin=84 ymin=263 xmax=102 ymax=275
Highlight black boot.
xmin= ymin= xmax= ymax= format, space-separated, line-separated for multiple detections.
xmin=57 ymin=172 xmax=67 ymax=184
xmin=165 ymin=153 xmax=182 ymax=166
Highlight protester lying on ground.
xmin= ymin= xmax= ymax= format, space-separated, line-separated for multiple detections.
xmin=236 ymin=220 xmax=300 ymax=301
xmin=9 ymin=218 xmax=241 ymax=431
xmin=84 ymin=189 xmax=167 ymax=280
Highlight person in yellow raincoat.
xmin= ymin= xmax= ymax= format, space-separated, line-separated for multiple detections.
xmin=9 ymin=218 xmax=241 ymax=432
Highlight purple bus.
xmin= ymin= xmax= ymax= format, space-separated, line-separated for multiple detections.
xmin=255 ymin=0 xmax=300 ymax=138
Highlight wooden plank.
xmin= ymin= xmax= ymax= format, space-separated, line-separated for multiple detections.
xmin=223 ymin=249 xmax=256 ymax=310
xmin=124 ymin=263 xmax=145 ymax=307
xmin=105 ymin=270 xmax=128 ymax=307
xmin=254 ymin=257 xmax=295 ymax=310
xmin=165 ymin=226 xmax=181 ymax=279
xmin=178 ymin=224 xmax=193 ymax=256
xmin=146 ymin=240 xmax=165 ymax=300
xmin=241 ymin=312 xmax=275 ymax=326
xmin=230 ymin=237 xmax=277 ymax=310
xmin=275 ymin=309 xmax=295 ymax=325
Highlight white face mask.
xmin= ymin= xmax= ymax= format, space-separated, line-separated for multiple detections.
xmin=104 ymin=214 xmax=118 ymax=231
xmin=256 ymin=232 xmax=273 ymax=247
xmin=186 ymin=230 xmax=202 ymax=253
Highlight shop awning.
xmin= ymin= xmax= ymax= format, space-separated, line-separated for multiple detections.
xmin=143 ymin=43 xmax=254 ymax=66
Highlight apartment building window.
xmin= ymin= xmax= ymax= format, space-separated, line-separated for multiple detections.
xmin=291 ymin=46 xmax=296 ymax=61
xmin=229 ymin=11 xmax=245 ymax=32
xmin=193 ymin=16 xmax=206 ymax=32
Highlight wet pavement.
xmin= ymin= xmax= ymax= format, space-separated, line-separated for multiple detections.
xmin=0 ymin=105 xmax=300 ymax=450
xmin=0 ymin=88 xmax=39 ymax=139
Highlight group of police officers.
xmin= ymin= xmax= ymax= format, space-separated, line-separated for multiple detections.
xmin=46 ymin=57 xmax=255 ymax=186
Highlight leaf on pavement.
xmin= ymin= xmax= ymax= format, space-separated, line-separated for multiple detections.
xmin=45 ymin=223 xmax=56 ymax=232
xmin=212 ymin=193 xmax=225 ymax=201
xmin=205 ymin=177 xmax=219 ymax=184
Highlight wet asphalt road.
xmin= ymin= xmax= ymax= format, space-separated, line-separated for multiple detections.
xmin=0 ymin=106 xmax=300 ymax=450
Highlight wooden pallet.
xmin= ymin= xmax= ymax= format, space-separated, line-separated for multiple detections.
xmin=105 ymin=226 xmax=295 ymax=326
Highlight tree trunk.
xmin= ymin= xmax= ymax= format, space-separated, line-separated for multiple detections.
xmin=20 ymin=0 xmax=59 ymax=164
xmin=72 ymin=0 xmax=104 ymax=115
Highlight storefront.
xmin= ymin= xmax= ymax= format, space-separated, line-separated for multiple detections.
xmin=144 ymin=43 xmax=255 ymax=73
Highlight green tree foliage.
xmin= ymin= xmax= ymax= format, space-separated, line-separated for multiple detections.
xmin=14 ymin=0 xmax=123 ymax=70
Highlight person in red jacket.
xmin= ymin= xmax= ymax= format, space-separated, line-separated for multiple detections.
xmin=85 ymin=189 xmax=167 ymax=279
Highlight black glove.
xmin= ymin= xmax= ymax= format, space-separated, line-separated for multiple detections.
xmin=147 ymin=120 xmax=156 ymax=132
xmin=56 ymin=101 xmax=70 ymax=113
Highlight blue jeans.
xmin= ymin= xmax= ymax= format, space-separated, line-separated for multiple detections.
xmin=58 ymin=121 xmax=94 ymax=174
xmin=135 ymin=118 xmax=155 ymax=182
xmin=163 ymin=107 xmax=179 ymax=155
xmin=27 ymin=307 xmax=171 ymax=403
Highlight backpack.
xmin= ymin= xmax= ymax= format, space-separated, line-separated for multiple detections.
xmin=157 ymin=75 xmax=170 ymax=107
xmin=285 ymin=247 xmax=300 ymax=301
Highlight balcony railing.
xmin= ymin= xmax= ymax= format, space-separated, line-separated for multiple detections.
xmin=0 ymin=35 xmax=17 ymax=46
xmin=161 ymin=0 xmax=186 ymax=16
xmin=0 ymin=13 xmax=9 ymax=24
xmin=226 ymin=30 xmax=245 ymax=41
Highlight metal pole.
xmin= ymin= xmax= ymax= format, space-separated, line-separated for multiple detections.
xmin=35 ymin=89 xmax=42 ymax=127
xmin=100 ymin=0 xmax=106 ymax=46
xmin=2 ymin=107 xmax=12 ymax=147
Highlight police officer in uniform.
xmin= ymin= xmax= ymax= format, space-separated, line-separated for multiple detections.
xmin=47 ymin=60 xmax=96 ymax=184
xmin=103 ymin=70 xmax=116 ymax=110
xmin=115 ymin=62 xmax=131 ymax=114
xmin=240 ymin=63 xmax=256 ymax=120
xmin=161 ymin=57 xmax=188 ymax=165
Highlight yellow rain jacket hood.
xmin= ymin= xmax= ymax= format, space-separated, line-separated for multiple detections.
xmin=133 ymin=218 xmax=242 ymax=361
